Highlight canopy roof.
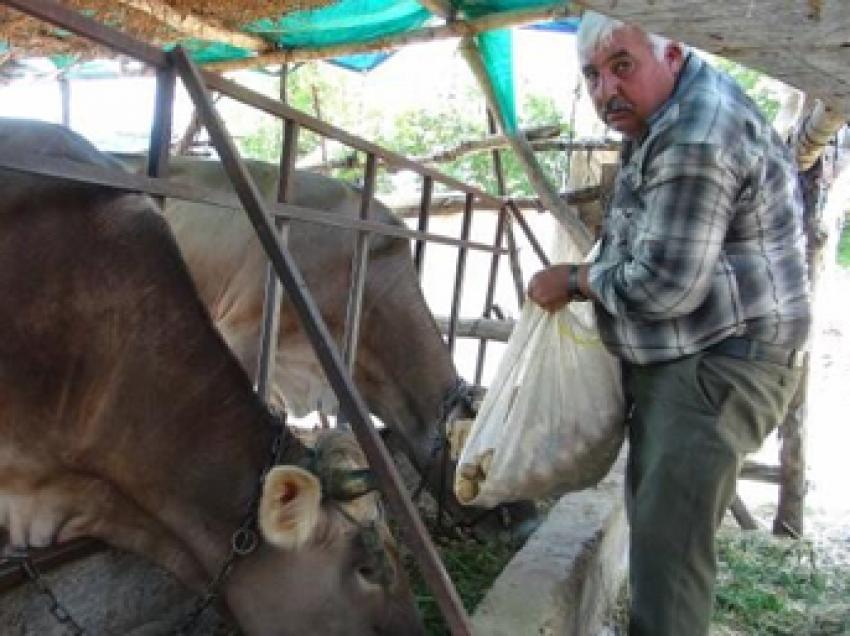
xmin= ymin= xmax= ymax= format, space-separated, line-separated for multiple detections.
xmin=1 ymin=1 xmax=848 ymax=117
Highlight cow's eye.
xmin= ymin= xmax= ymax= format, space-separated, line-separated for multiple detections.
xmin=357 ymin=564 xmax=382 ymax=586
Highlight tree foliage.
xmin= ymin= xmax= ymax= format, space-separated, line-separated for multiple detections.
xmin=375 ymin=90 xmax=572 ymax=196
xmin=235 ymin=62 xmax=576 ymax=197
xmin=714 ymin=57 xmax=781 ymax=123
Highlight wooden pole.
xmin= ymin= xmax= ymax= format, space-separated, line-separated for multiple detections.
xmin=794 ymin=99 xmax=847 ymax=171
xmin=771 ymin=157 xmax=826 ymax=537
xmin=202 ymin=3 xmax=580 ymax=72
xmin=459 ymin=35 xmax=593 ymax=254
xmin=116 ymin=0 xmax=268 ymax=51
xmin=389 ymin=185 xmax=602 ymax=217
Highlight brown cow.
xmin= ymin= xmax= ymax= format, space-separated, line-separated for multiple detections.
xmin=136 ymin=155 xmax=538 ymax=538
xmin=0 ymin=118 xmax=423 ymax=635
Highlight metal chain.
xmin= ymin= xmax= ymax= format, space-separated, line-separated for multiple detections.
xmin=8 ymin=416 xmax=288 ymax=636
xmin=12 ymin=552 xmax=86 ymax=635
xmin=171 ymin=419 xmax=285 ymax=635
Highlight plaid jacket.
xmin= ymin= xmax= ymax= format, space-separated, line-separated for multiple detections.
xmin=588 ymin=54 xmax=811 ymax=365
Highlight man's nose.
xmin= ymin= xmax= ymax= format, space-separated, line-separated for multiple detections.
xmin=594 ymin=71 xmax=618 ymax=100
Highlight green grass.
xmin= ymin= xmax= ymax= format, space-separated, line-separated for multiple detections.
xmin=404 ymin=532 xmax=518 ymax=635
xmin=713 ymin=528 xmax=850 ymax=635
xmin=837 ymin=219 xmax=850 ymax=269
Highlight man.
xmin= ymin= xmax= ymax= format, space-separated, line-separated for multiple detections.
xmin=527 ymin=11 xmax=811 ymax=636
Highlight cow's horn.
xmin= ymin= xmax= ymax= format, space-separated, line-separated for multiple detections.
xmin=327 ymin=468 xmax=377 ymax=501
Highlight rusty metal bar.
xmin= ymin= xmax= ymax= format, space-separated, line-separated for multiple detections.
xmin=278 ymin=119 xmax=299 ymax=203
xmin=473 ymin=111 xmax=510 ymax=383
xmin=474 ymin=206 xmax=508 ymax=385
xmin=2 ymin=0 xmax=167 ymax=68
xmin=147 ymin=66 xmax=175 ymax=179
xmin=504 ymin=218 xmax=526 ymax=308
xmin=59 ymin=76 xmax=71 ymax=127
xmin=256 ymin=118 xmax=299 ymax=400
xmin=202 ymin=72 xmax=503 ymax=209
xmin=0 ymin=151 xmax=505 ymax=255
xmin=342 ymin=152 xmax=377 ymax=373
xmin=508 ymin=200 xmax=550 ymax=268
xmin=170 ymin=46 xmax=473 ymax=635
xmin=146 ymin=66 xmax=175 ymax=212
xmin=414 ymin=175 xmax=433 ymax=279
xmin=447 ymin=193 xmax=474 ymax=354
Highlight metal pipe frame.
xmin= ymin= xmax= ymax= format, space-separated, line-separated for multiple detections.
xmin=0 ymin=151 xmax=505 ymax=255
xmin=341 ymin=152 xmax=378 ymax=372
xmin=256 ymin=119 xmax=299 ymax=400
xmin=508 ymin=200 xmax=551 ymax=268
xmin=446 ymin=193 xmax=475 ymax=354
xmin=0 ymin=3 xmax=552 ymax=630
xmin=413 ymin=175 xmax=433 ymax=278
xmin=168 ymin=46 xmax=474 ymax=634
xmin=474 ymin=206 xmax=508 ymax=386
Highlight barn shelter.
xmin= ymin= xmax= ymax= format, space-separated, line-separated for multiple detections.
xmin=1 ymin=1 xmax=849 ymax=635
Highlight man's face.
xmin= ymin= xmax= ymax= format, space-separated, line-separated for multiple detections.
xmin=580 ymin=26 xmax=683 ymax=139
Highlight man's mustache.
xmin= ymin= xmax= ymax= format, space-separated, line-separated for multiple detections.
xmin=604 ymin=98 xmax=633 ymax=118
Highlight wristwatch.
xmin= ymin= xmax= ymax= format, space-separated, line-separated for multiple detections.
xmin=566 ymin=264 xmax=588 ymax=301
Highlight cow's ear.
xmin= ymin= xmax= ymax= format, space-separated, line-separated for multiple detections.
xmin=259 ymin=466 xmax=322 ymax=550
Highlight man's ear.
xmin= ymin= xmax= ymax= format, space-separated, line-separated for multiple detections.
xmin=664 ymin=42 xmax=685 ymax=75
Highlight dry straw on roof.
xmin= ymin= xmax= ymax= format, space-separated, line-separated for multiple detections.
xmin=1 ymin=0 xmax=332 ymax=59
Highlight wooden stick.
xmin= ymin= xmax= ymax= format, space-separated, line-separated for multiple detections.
xmin=730 ymin=494 xmax=760 ymax=531
xmin=793 ymin=98 xmax=846 ymax=171
xmin=298 ymin=126 xmax=599 ymax=174
xmin=389 ymin=186 xmax=601 ymax=217
xmin=116 ymin=0 xmax=268 ymax=51
xmin=435 ymin=315 xmax=514 ymax=342
xmin=202 ymin=3 xmax=580 ymax=72
xmin=739 ymin=459 xmax=781 ymax=484
xmin=424 ymin=124 xmax=561 ymax=163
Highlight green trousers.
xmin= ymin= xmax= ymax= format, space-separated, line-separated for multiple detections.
xmin=624 ymin=351 xmax=802 ymax=636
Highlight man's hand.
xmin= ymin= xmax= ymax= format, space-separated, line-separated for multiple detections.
xmin=527 ymin=263 xmax=573 ymax=312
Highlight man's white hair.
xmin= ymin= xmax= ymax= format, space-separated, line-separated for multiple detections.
xmin=577 ymin=10 xmax=680 ymax=61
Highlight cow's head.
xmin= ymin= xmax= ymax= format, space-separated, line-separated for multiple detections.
xmin=224 ymin=429 xmax=424 ymax=636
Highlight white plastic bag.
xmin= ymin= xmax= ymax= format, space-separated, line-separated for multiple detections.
xmin=454 ymin=299 xmax=625 ymax=508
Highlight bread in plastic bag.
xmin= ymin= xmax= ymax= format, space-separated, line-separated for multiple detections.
xmin=453 ymin=298 xmax=625 ymax=508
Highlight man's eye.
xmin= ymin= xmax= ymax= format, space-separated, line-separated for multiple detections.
xmin=584 ymin=71 xmax=599 ymax=87
xmin=612 ymin=60 xmax=633 ymax=76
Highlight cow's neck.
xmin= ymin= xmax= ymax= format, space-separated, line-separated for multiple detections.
xmin=80 ymin=329 xmax=301 ymax=582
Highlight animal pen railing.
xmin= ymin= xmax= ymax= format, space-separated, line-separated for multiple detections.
xmin=0 ymin=1 xmax=556 ymax=633
xmin=0 ymin=0 xmax=814 ymax=628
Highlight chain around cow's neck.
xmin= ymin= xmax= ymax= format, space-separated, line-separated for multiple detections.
xmin=172 ymin=413 xmax=290 ymax=635
xmin=14 ymin=413 xmax=290 ymax=636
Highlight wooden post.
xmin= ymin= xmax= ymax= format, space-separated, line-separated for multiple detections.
xmin=772 ymin=157 xmax=826 ymax=537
